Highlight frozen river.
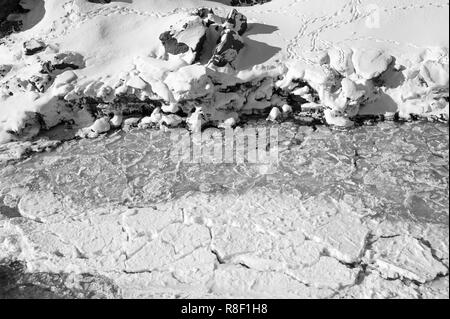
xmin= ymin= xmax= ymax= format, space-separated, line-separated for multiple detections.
xmin=0 ymin=120 xmax=448 ymax=298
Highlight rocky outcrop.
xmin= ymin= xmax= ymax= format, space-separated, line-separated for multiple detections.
xmin=159 ymin=8 xmax=248 ymax=68
xmin=210 ymin=29 xmax=245 ymax=67
xmin=28 ymin=74 xmax=53 ymax=93
xmin=23 ymin=39 xmax=46 ymax=56
xmin=192 ymin=7 xmax=222 ymax=27
xmin=159 ymin=16 xmax=208 ymax=64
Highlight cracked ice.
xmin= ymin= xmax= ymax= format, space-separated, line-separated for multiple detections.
xmin=0 ymin=121 xmax=448 ymax=299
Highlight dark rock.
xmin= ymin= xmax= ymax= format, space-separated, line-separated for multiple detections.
xmin=210 ymin=29 xmax=245 ymax=67
xmin=0 ymin=20 xmax=22 ymax=39
xmin=231 ymin=0 xmax=272 ymax=6
xmin=0 ymin=0 xmax=29 ymax=38
xmin=159 ymin=31 xmax=190 ymax=55
xmin=23 ymin=39 xmax=46 ymax=56
xmin=192 ymin=7 xmax=223 ymax=27
xmin=159 ymin=17 xmax=207 ymax=64
xmin=0 ymin=64 xmax=12 ymax=78
xmin=28 ymin=74 xmax=53 ymax=93
xmin=87 ymin=0 xmax=111 ymax=3
xmin=40 ymin=52 xmax=85 ymax=75
xmin=51 ymin=52 xmax=85 ymax=71
xmin=224 ymin=9 xmax=248 ymax=36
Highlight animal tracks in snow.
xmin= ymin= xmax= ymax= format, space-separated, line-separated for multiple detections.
xmin=35 ymin=0 xmax=449 ymax=61
xmin=284 ymin=0 xmax=449 ymax=58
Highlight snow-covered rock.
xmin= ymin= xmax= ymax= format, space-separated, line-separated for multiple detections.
xmin=146 ymin=107 xmax=163 ymax=125
xmin=110 ymin=114 xmax=123 ymax=128
xmin=267 ymin=107 xmax=281 ymax=121
xmin=160 ymin=114 xmax=184 ymax=127
xmin=231 ymin=0 xmax=272 ymax=7
xmin=281 ymin=104 xmax=293 ymax=114
xmin=77 ymin=117 xmax=111 ymax=138
xmin=210 ymin=29 xmax=245 ymax=68
xmin=159 ymin=16 xmax=207 ymax=64
xmin=28 ymin=74 xmax=53 ymax=93
xmin=23 ymin=39 xmax=46 ymax=56
xmin=301 ymin=102 xmax=323 ymax=113
xmin=87 ymin=0 xmax=111 ymax=3
xmin=192 ymin=7 xmax=222 ymax=27
xmin=352 ymin=49 xmax=393 ymax=80
xmin=420 ymin=61 xmax=449 ymax=89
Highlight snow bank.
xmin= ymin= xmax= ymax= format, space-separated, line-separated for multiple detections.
xmin=0 ymin=0 xmax=448 ymax=143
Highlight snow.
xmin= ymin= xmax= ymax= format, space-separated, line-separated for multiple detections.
xmin=77 ymin=117 xmax=111 ymax=138
xmin=0 ymin=0 xmax=449 ymax=299
xmin=0 ymin=0 xmax=448 ymax=143
xmin=0 ymin=117 xmax=448 ymax=298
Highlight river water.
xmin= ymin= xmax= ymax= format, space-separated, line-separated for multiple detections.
xmin=1 ymin=120 xmax=448 ymax=225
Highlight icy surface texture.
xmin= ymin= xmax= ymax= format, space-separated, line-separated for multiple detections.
xmin=0 ymin=121 xmax=448 ymax=299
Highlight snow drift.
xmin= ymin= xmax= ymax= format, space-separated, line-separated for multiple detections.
xmin=0 ymin=0 xmax=448 ymax=144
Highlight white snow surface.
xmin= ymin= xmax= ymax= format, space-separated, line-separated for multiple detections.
xmin=0 ymin=0 xmax=448 ymax=142
xmin=0 ymin=1 xmax=449 ymax=299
